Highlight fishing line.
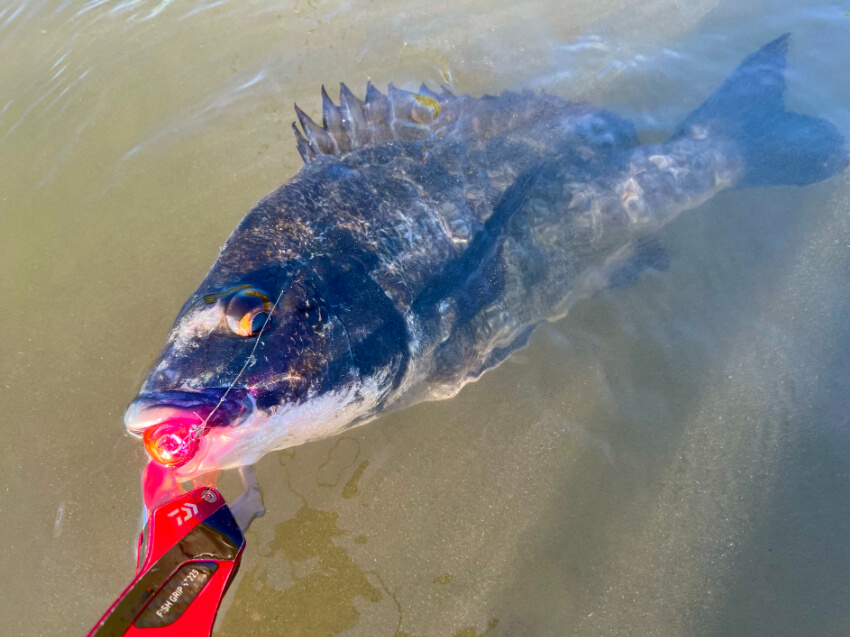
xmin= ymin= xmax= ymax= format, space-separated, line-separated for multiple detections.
xmin=192 ymin=287 xmax=287 ymax=439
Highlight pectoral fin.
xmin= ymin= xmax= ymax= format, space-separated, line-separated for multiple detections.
xmin=605 ymin=236 xmax=670 ymax=291
xmin=230 ymin=465 xmax=266 ymax=532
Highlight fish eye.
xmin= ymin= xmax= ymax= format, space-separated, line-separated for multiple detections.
xmin=226 ymin=289 xmax=272 ymax=337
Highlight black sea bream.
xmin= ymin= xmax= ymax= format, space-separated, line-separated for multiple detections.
xmin=126 ymin=36 xmax=847 ymax=480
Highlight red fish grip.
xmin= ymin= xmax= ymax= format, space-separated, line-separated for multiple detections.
xmin=86 ymin=487 xmax=244 ymax=636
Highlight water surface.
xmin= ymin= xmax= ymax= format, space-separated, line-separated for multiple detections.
xmin=1 ymin=1 xmax=849 ymax=635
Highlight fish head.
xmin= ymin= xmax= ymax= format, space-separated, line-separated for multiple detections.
xmin=125 ymin=260 xmax=368 ymax=479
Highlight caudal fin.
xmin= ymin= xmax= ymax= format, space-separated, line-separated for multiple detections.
xmin=673 ymin=34 xmax=848 ymax=187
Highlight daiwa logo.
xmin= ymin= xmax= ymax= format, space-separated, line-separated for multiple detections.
xmin=167 ymin=502 xmax=198 ymax=525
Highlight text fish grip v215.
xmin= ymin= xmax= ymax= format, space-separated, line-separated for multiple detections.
xmin=86 ymin=487 xmax=245 ymax=637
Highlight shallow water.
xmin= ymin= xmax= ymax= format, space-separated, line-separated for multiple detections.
xmin=2 ymin=1 xmax=850 ymax=635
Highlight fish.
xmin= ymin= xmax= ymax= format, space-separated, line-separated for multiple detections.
xmin=125 ymin=35 xmax=847 ymax=484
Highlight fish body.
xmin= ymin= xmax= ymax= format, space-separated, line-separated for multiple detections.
xmin=126 ymin=36 xmax=847 ymax=478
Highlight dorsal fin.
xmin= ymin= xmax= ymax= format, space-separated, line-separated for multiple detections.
xmin=292 ymin=83 xmax=644 ymax=166
xmin=293 ymin=83 xmax=450 ymax=163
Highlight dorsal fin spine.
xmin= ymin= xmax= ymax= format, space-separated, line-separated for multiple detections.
xmin=320 ymin=85 xmax=343 ymax=154
xmin=386 ymin=82 xmax=402 ymax=141
xmin=339 ymin=82 xmax=367 ymax=147
xmin=293 ymin=82 xmax=449 ymax=164
xmin=291 ymin=121 xmax=315 ymax=162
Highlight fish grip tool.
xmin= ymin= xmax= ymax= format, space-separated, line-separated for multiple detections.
xmin=86 ymin=487 xmax=244 ymax=636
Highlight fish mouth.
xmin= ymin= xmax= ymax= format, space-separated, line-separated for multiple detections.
xmin=125 ymin=388 xmax=250 ymax=436
xmin=125 ymin=388 xmax=253 ymax=475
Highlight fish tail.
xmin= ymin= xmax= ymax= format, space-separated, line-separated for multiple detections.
xmin=673 ymin=34 xmax=848 ymax=187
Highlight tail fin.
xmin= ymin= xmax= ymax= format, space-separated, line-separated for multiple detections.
xmin=673 ymin=34 xmax=848 ymax=187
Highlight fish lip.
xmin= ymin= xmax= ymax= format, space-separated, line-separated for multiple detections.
xmin=124 ymin=388 xmax=251 ymax=436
